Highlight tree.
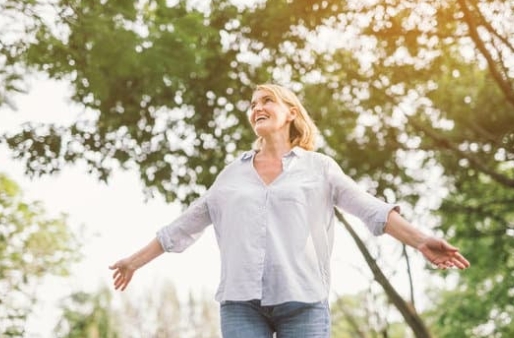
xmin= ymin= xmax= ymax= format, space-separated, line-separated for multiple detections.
xmin=336 ymin=1 xmax=513 ymax=336
xmin=0 ymin=173 xmax=81 ymax=336
xmin=331 ymin=291 xmax=411 ymax=338
xmin=54 ymin=284 xmax=216 ymax=338
xmin=1 ymin=0 xmax=257 ymax=203
xmin=337 ymin=210 xmax=431 ymax=338
xmin=0 ymin=0 xmax=37 ymax=108
xmin=55 ymin=287 xmax=120 ymax=338
xmin=116 ymin=279 xmax=184 ymax=338
xmin=186 ymin=290 xmax=220 ymax=338
xmin=1 ymin=0 xmax=513 ymax=336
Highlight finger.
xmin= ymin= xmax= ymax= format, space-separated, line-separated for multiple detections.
xmin=114 ymin=273 xmax=126 ymax=289
xmin=121 ymin=276 xmax=132 ymax=291
xmin=117 ymin=275 xmax=130 ymax=291
xmin=430 ymin=256 xmax=444 ymax=265
xmin=115 ymin=279 xmax=126 ymax=291
xmin=448 ymin=256 xmax=463 ymax=269
xmin=458 ymin=252 xmax=470 ymax=267
xmin=113 ymin=271 xmax=133 ymax=291
xmin=114 ymin=275 xmax=123 ymax=289
xmin=452 ymin=260 xmax=466 ymax=270
xmin=453 ymin=252 xmax=470 ymax=269
xmin=430 ymin=255 xmax=451 ymax=269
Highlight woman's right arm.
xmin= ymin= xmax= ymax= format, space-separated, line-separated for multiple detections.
xmin=109 ymin=238 xmax=164 ymax=291
xmin=110 ymin=179 xmax=216 ymax=291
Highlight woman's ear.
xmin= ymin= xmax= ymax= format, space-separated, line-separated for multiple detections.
xmin=288 ymin=107 xmax=298 ymax=122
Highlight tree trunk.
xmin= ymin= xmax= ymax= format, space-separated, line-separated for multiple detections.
xmin=335 ymin=209 xmax=432 ymax=338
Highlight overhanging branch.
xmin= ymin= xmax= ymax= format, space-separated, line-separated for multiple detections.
xmin=457 ymin=0 xmax=514 ymax=108
xmin=407 ymin=116 xmax=514 ymax=189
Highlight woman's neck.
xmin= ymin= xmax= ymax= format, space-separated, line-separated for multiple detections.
xmin=258 ymin=138 xmax=292 ymax=160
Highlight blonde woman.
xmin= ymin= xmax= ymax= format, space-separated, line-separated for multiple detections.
xmin=110 ymin=84 xmax=470 ymax=338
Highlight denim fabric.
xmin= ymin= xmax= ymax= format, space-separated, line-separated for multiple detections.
xmin=220 ymin=299 xmax=330 ymax=338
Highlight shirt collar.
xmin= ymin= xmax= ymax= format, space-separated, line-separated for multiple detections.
xmin=240 ymin=146 xmax=305 ymax=162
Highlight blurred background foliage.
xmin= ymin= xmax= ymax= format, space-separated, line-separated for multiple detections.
xmin=0 ymin=0 xmax=513 ymax=337
xmin=0 ymin=173 xmax=81 ymax=336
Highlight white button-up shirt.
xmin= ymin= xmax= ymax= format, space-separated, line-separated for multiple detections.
xmin=156 ymin=147 xmax=398 ymax=305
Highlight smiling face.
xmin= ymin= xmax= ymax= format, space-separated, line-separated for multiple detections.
xmin=248 ymin=84 xmax=319 ymax=151
xmin=249 ymin=89 xmax=296 ymax=138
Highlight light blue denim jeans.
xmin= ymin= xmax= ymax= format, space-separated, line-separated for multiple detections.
xmin=220 ymin=299 xmax=331 ymax=338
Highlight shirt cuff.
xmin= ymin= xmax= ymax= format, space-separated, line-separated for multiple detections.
xmin=372 ymin=204 xmax=400 ymax=236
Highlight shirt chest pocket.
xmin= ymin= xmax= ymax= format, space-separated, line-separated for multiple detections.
xmin=273 ymin=176 xmax=325 ymax=206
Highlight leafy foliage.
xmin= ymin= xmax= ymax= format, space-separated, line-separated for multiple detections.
xmin=331 ymin=291 xmax=411 ymax=338
xmin=1 ymin=0 xmax=513 ymax=336
xmin=55 ymin=287 xmax=120 ymax=338
xmin=0 ymin=173 xmax=81 ymax=336
xmin=54 ymin=281 xmax=219 ymax=338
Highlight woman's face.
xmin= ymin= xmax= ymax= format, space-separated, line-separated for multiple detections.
xmin=249 ymin=89 xmax=296 ymax=137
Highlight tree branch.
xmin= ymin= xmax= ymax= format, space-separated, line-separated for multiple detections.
xmin=468 ymin=0 xmax=514 ymax=54
xmin=457 ymin=0 xmax=514 ymax=107
xmin=402 ymin=244 xmax=416 ymax=310
xmin=335 ymin=209 xmax=432 ymax=338
xmin=407 ymin=116 xmax=514 ymax=189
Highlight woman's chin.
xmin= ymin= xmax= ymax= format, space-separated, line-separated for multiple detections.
xmin=253 ymin=125 xmax=269 ymax=136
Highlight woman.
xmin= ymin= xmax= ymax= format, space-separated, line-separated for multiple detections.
xmin=110 ymin=84 xmax=470 ymax=338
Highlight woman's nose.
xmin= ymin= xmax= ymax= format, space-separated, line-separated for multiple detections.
xmin=253 ymin=103 xmax=263 ymax=112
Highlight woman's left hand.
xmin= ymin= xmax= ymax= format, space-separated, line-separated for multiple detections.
xmin=417 ymin=237 xmax=470 ymax=270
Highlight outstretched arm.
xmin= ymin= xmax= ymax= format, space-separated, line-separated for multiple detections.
xmin=109 ymin=238 xmax=164 ymax=291
xmin=384 ymin=210 xmax=470 ymax=270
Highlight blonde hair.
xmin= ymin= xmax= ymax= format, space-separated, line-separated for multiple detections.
xmin=252 ymin=84 xmax=319 ymax=151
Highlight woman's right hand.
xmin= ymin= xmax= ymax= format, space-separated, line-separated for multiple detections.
xmin=109 ymin=258 xmax=137 ymax=291
xmin=108 ymin=238 xmax=165 ymax=291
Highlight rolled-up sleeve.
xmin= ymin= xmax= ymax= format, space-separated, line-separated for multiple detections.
xmin=156 ymin=193 xmax=212 ymax=252
xmin=326 ymin=157 xmax=399 ymax=235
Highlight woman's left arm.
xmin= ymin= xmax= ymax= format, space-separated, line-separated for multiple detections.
xmin=384 ymin=210 xmax=470 ymax=270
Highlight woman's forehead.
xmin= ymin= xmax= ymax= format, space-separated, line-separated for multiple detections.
xmin=251 ymin=89 xmax=275 ymax=102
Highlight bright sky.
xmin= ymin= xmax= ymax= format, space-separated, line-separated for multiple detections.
xmin=0 ymin=75 xmax=429 ymax=337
